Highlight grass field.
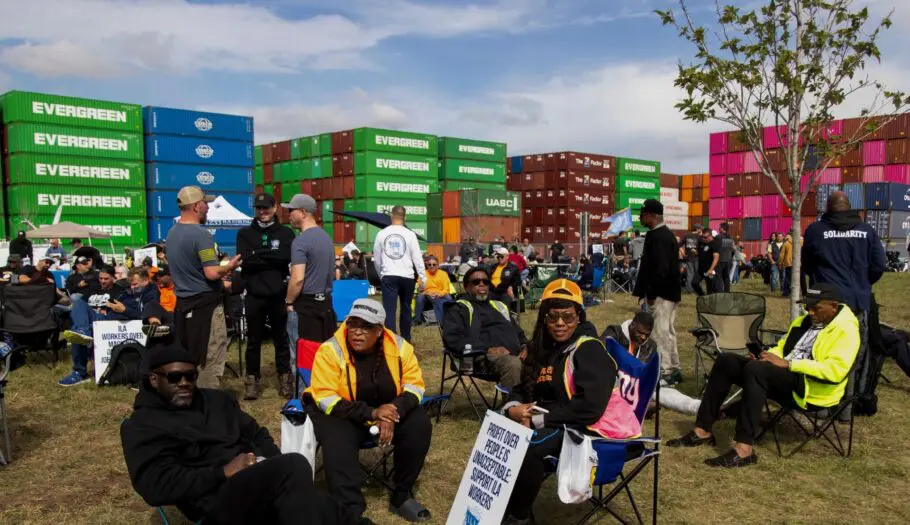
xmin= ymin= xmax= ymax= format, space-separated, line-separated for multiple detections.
xmin=1 ymin=275 xmax=909 ymax=525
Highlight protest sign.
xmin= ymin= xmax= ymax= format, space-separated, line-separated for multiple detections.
xmin=133 ymin=247 xmax=158 ymax=268
xmin=92 ymin=320 xmax=147 ymax=384
xmin=447 ymin=411 xmax=532 ymax=525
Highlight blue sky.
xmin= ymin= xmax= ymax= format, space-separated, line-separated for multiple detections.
xmin=1 ymin=0 xmax=908 ymax=172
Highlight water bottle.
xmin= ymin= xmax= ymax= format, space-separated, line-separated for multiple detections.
xmin=461 ymin=344 xmax=474 ymax=374
xmin=369 ymin=424 xmax=380 ymax=445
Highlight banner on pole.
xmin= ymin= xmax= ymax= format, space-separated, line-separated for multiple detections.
xmin=602 ymin=208 xmax=633 ymax=236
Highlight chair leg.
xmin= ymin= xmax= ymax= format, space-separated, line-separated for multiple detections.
xmin=0 ymin=392 xmax=9 ymax=466
xmin=437 ymin=353 xmax=449 ymax=424
xmin=620 ymin=473 xmax=644 ymax=525
xmin=156 ymin=506 xmax=171 ymax=525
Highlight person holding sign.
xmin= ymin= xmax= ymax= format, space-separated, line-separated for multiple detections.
xmin=501 ymin=279 xmax=625 ymax=524
xmin=305 ymin=299 xmax=432 ymax=524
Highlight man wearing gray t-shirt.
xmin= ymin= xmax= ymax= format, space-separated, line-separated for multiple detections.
xmin=167 ymin=186 xmax=241 ymax=389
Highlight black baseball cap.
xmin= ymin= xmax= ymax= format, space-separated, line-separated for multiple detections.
xmin=640 ymin=199 xmax=664 ymax=216
xmin=798 ymin=283 xmax=840 ymax=306
xmin=254 ymin=193 xmax=276 ymax=208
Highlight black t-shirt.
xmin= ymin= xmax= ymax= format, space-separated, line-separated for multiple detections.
xmin=700 ymin=240 xmax=718 ymax=273
xmin=550 ymin=243 xmax=565 ymax=259
xmin=613 ymin=238 xmax=629 ymax=256
xmin=352 ymin=350 xmax=397 ymax=408
xmin=716 ymin=233 xmax=735 ymax=263
xmin=684 ymin=233 xmax=700 ymax=261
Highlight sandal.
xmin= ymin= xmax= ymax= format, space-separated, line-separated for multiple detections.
xmin=389 ymin=498 xmax=431 ymax=523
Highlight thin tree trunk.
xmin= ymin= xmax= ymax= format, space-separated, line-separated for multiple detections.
xmin=790 ymin=203 xmax=802 ymax=320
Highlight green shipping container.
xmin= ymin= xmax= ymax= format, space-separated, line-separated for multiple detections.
xmin=353 ymin=176 xmax=439 ymax=200
xmin=345 ymin=198 xmax=429 ymax=223
xmin=16 ymin=214 xmax=148 ymax=245
xmin=616 ymin=157 xmax=661 ymax=178
xmin=254 ymin=145 xmax=263 ymax=165
xmin=322 ymin=200 xmax=333 ymax=216
xmin=438 ymin=137 xmax=506 ymax=162
xmin=318 ymin=157 xmax=333 ymax=179
xmin=427 ymin=219 xmax=442 ymax=243
xmin=616 ymin=174 xmax=660 ymax=193
xmin=6 ymin=185 xmax=146 ymax=217
xmin=460 ymin=189 xmax=521 ymax=217
xmin=4 ymin=153 xmax=145 ymax=188
xmin=320 ymin=134 xmax=333 ymax=157
xmin=3 ymin=123 xmax=144 ymax=160
xmin=254 ymin=166 xmax=264 ymax=185
xmin=615 ymin=191 xmax=659 ymax=211
xmin=353 ymin=128 xmax=438 ymax=156
xmin=291 ymin=138 xmax=309 ymax=160
xmin=264 ymin=184 xmax=274 ymax=196
xmin=354 ymin=151 xmax=439 ymax=179
xmin=441 ymin=180 xmax=505 ymax=192
xmin=272 ymin=162 xmax=285 ymax=183
xmin=427 ymin=193 xmax=443 ymax=220
xmin=0 ymin=91 xmax=143 ymax=132
xmin=439 ymin=158 xmax=506 ymax=183
xmin=308 ymin=136 xmax=323 ymax=157
xmin=408 ymin=221 xmax=428 ymax=240
xmin=353 ymin=222 xmax=427 ymax=249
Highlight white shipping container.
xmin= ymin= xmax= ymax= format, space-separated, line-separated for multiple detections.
xmin=665 ymin=214 xmax=689 ymax=231
xmin=660 ymin=187 xmax=679 ymax=202
xmin=663 ymin=200 xmax=689 ymax=216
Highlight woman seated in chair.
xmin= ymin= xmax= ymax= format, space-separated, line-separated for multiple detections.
xmin=501 ymin=279 xmax=637 ymax=525
xmin=304 ymin=298 xmax=432 ymax=524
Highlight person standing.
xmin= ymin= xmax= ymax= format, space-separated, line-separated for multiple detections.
xmin=459 ymin=237 xmax=478 ymax=262
xmin=373 ymin=205 xmax=426 ymax=342
xmin=629 ymin=229 xmax=646 ymax=268
xmin=779 ymin=233 xmax=793 ymax=296
xmin=167 ymin=186 xmax=241 ymax=389
xmin=282 ymin=194 xmax=336 ymax=375
xmin=633 ymin=199 xmax=682 ymax=386
xmin=683 ymin=226 xmax=702 ymax=293
xmin=714 ymin=222 xmax=735 ymax=293
xmin=236 ymin=193 xmax=296 ymax=400
xmin=767 ymin=233 xmax=781 ymax=292
xmin=521 ymin=238 xmax=536 ymax=259
xmin=8 ymin=231 xmax=33 ymax=264
xmin=692 ymin=229 xmax=718 ymax=296
xmin=549 ymin=239 xmax=565 ymax=264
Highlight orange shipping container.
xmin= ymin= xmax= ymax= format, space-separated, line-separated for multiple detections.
xmin=689 ymin=202 xmax=704 ymax=216
xmin=681 ymin=176 xmax=695 ymax=190
xmin=442 ymin=191 xmax=461 ymax=218
xmin=701 ymin=174 xmax=710 ymax=188
xmin=681 ymin=188 xmax=694 ymax=202
xmin=442 ymin=218 xmax=461 ymax=243
xmin=425 ymin=244 xmax=444 ymax=262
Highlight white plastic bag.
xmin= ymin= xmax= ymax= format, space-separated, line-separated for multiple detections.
xmin=280 ymin=415 xmax=318 ymax=479
xmin=557 ymin=428 xmax=598 ymax=504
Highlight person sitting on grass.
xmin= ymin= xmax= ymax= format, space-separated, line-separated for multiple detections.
xmin=305 ymin=299 xmax=431 ymax=524
xmin=413 ymin=255 xmax=453 ymax=326
xmin=667 ymin=283 xmax=860 ymax=467
xmin=121 ymin=345 xmax=352 ymax=525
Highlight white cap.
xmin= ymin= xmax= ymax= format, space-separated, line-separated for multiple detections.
xmin=348 ymin=298 xmax=386 ymax=325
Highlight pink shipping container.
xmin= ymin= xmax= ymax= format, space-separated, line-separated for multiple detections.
xmin=709 ymin=154 xmax=726 ymax=176
xmin=763 ymin=126 xmax=784 ymax=149
xmin=743 ymin=196 xmax=762 ymax=217
xmin=800 ymin=172 xmax=813 ymax=193
xmin=709 ymin=198 xmax=726 ymax=219
xmin=726 ymin=152 xmax=745 ymax=174
xmin=818 ymin=167 xmax=842 ymax=184
xmin=863 ymin=140 xmax=886 ymax=166
xmin=863 ymin=165 xmax=885 ymax=183
xmin=764 ymin=217 xmax=794 ymax=237
xmin=761 ymin=195 xmax=781 ymax=217
xmin=709 ymin=175 xmax=727 ymax=198
xmin=710 ymin=132 xmax=728 ymax=155
xmin=709 ymin=219 xmax=723 ymax=232
xmin=761 ymin=219 xmax=775 ymax=239
xmin=822 ymin=120 xmax=844 ymax=141
xmin=743 ymin=151 xmax=761 ymax=173
xmin=885 ymin=164 xmax=910 ymax=184
xmin=726 ymin=197 xmax=745 ymax=219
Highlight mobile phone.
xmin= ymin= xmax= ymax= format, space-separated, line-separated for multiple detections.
xmin=529 ymin=405 xmax=550 ymax=415
xmin=746 ymin=342 xmax=764 ymax=358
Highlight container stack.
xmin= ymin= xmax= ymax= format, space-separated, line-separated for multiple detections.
xmin=438 ymin=136 xmax=508 ymax=192
xmin=0 ymin=91 xmax=146 ymax=253
xmin=256 ymin=134 xmax=332 ymax=228
xmin=678 ymin=174 xmax=710 ymax=231
xmin=659 ymin=173 xmax=689 ymax=235
xmin=614 ymin=157 xmax=661 ymax=232
xmin=145 ymin=107 xmax=255 ymax=256
xmin=426 ymin=189 xmax=521 ymax=249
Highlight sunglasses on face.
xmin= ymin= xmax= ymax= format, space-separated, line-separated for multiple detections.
xmin=155 ymin=370 xmax=199 ymax=384
xmin=545 ymin=311 xmax=578 ymax=324
xmin=469 ymin=278 xmax=491 ymax=286
xmin=427 ymin=263 xmax=438 ymax=267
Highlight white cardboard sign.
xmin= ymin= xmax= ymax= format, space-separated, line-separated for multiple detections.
xmin=447 ymin=411 xmax=532 ymax=525
xmin=92 ymin=320 xmax=148 ymax=384
xmin=133 ymin=247 xmax=158 ymax=268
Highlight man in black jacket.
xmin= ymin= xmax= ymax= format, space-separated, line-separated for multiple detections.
xmin=633 ymin=199 xmax=682 ymax=385
xmin=121 ymin=345 xmax=351 ymax=525
xmin=237 ymin=193 xmax=296 ymax=400
xmin=8 ymin=231 xmax=33 ymax=263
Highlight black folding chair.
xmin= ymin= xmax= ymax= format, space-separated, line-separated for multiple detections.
xmin=0 ymin=284 xmax=64 ymax=367
xmin=223 ymin=294 xmax=246 ymax=378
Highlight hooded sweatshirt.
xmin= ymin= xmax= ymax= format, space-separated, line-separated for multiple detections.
xmin=120 ymin=387 xmax=280 ymax=521
xmin=802 ymin=210 xmax=885 ymax=312
xmin=236 ymin=219 xmax=295 ymax=297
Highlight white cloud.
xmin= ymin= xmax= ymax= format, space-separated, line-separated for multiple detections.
xmin=0 ymin=41 xmax=129 ymax=77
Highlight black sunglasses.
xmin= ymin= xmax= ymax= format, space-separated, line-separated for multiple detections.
xmin=155 ymin=370 xmax=199 ymax=384
xmin=469 ymin=278 xmax=491 ymax=286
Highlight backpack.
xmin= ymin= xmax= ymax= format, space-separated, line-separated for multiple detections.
xmin=99 ymin=339 xmax=147 ymax=387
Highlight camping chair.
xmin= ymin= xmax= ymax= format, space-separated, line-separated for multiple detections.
xmin=223 ymin=293 xmax=246 ymax=378
xmin=608 ymin=262 xmax=634 ymax=295
xmin=525 ymin=269 xmax=558 ymax=309
xmin=0 ymin=343 xmax=20 ymax=465
xmin=0 ymin=284 xmax=64 ymax=367
xmin=689 ymin=292 xmax=785 ymax=394
xmin=541 ymin=339 xmax=661 ymax=525
xmin=581 ymin=266 xmax=606 ymax=307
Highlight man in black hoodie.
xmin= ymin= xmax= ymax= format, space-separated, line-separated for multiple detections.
xmin=236 ymin=193 xmax=296 ymax=400
xmin=121 ymin=345 xmax=351 ymax=525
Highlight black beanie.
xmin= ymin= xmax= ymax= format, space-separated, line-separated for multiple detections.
xmin=144 ymin=344 xmax=197 ymax=372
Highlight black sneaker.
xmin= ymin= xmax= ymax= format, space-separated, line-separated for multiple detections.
xmin=660 ymin=370 xmax=683 ymax=387
xmin=704 ymin=449 xmax=758 ymax=468
xmin=667 ymin=430 xmax=716 ymax=448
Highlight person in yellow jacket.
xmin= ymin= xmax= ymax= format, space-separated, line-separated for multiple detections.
xmin=668 ymin=283 xmax=859 ymax=467
xmin=305 ymin=298 xmax=431 ymax=524
xmin=778 ymin=233 xmax=793 ymax=295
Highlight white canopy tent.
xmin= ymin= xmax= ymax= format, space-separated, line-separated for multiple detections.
xmin=171 ymin=196 xmax=253 ymax=228
xmin=24 ymin=222 xmax=112 ymax=240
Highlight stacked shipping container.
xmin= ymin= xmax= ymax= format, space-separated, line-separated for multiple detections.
xmin=615 ymin=157 xmax=661 ymax=231
xmin=659 ymin=173 xmax=689 ymax=233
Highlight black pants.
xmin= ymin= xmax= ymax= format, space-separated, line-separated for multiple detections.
xmin=246 ymin=294 xmax=290 ymax=377
xmin=781 ymin=266 xmax=792 ymax=295
xmin=695 ymin=353 xmax=803 ymax=445
xmin=506 ymin=427 xmax=563 ymax=520
xmin=691 ymin=271 xmax=712 ymax=296
xmin=309 ymin=407 xmax=432 ymax=519
xmin=294 ymin=295 xmax=336 ymax=343
xmin=207 ymin=453 xmax=351 ymax=525
xmin=380 ymin=276 xmax=415 ymax=341
xmin=715 ymin=261 xmax=732 ymax=293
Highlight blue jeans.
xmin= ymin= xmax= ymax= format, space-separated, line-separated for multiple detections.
xmin=414 ymin=293 xmax=453 ymax=325
xmin=380 ymin=276 xmax=415 ymax=341
xmin=731 ymin=261 xmax=740 ymax=284
xmin=69 ymin=297 xmax=115 ymax=376
xmin=770 ymin=265 xmax=779 ymax=292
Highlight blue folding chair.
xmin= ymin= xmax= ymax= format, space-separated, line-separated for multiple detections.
xmin=543 ymin=338 xmax=661 ymax=525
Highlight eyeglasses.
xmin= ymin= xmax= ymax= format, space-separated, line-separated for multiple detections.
xmin=348 ymin=322 xmax=378 ymax=334
xmin=427 ymin=263 xmax=438 ymax=268
xmin=545 ymin=311 xmax=578 ymax=324
xmin=155 ymin=370 xmax=199 ymax=384
xmin=469 ymin=278 xmax=491 ymax=286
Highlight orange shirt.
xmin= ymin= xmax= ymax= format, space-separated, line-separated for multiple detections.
xmin=158 ymin=285 xmax=176 ymax=312
xmin=424 ymin=269 xmax=451 ymax=296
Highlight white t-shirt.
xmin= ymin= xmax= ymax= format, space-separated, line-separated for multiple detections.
xmin=373 ymin=225 xmax=426 ymax=282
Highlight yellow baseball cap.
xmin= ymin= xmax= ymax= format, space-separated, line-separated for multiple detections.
xmin=541 ymin=279 xmax=583 ymax=306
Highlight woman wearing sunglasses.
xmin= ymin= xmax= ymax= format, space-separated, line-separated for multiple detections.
xmin=501 ymin=279 xmax=622 ymax=525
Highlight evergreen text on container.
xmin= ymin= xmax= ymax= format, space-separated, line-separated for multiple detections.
xmin=32 ymin=102 xmax=128 ymax=123
xmin=34 ymin=133 xmax=129 ymax=152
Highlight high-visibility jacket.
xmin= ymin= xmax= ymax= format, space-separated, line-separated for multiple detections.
xmin=305 ymin=322 xmax=426 ymax=415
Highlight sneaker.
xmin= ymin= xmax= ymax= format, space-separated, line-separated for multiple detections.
xmin=58 ymin=371 xmax=91 ymax=387
xmin=142 ymin=324 xmax=171 ymax=339
xmin=243 ymin=375 xmax=261 ymax=400
xmin=62 ymin=330 xmax=93 ymax=346
xmin=704 ymin=449 xmax=758 ymax=468
xmin=660 ymin=370 xmax=683 ymax=387
xmin=667 ymin=430 xmax=716 ymax=448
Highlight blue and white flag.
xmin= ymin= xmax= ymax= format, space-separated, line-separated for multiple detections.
xmin=602 ymin=208 xmax=633 ymax=236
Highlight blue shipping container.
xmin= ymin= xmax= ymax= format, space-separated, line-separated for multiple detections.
xmin=510 ymin=156 xmax=524 ymax=174
xmin=743 ymin=218 xmax=762 ymax=241
xmin=145 ymin=135 xmax=254 ymax=167
xmin=149 ymin=219 xmax=241 ymax=245
xmin=815 ymin=184 xmax=842 ymax=211
xmin=146 ymin=163 xmax=254 ymax=192
xmin=144 ymin=107 xmax=254 ymax=142
xmin=865 ymin=183 xmax=910 ymax=211
xmin=147 ymin=189 xmax=255 ymax=218
xmin=843 ymin=183 xmax=865 ymax=211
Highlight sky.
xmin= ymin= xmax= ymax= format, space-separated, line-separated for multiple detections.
xmin=0 ymin=0 xmax=908 ymax=173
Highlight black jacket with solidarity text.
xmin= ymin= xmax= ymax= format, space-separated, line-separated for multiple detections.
xmin=121 ymin=387 xmax=280 ymax=521
xmin=236 ymin=220 xmax=295 ymax=298
xmin=633 ymin=225 xmax=681 ymax=303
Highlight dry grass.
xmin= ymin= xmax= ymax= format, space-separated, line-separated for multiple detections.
xmin=1 ymin=275 xmax=910 ymax=525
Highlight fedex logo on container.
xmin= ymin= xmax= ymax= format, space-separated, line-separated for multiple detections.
xmin=623 ymin=162 xmax=657 ymax=174
xmin=374 ymin=135 xmax=430 ymax=150
xmin=32 ymin=102 xmax=127 ymax=123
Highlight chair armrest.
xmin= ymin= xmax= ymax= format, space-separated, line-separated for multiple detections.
xmin=594 ymin=436 xmax=661 ymax=445
xmin=689 ymin=327 xmax=716 ymax=337
xmin=444 ymin=347 xmax=487 ymax=358
xmin=759 ymin=328 xmax=787 ymax=346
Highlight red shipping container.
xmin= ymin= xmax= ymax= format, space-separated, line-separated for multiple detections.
xmin=709 ymin=154 xmax=726 ymax=176
xmin=300 ymin=180 xmax=313 ymax=195
xmin=522 ymin=155 xmax=545 ymax=172
xmin=263 ymin=164 xmax=274 ymax=184
xmin=726 ymin=152 xmax=745 ymax=174
xmin=522 ymin=191 xmax=535 ymax=208
xmin=887 ymin=138 xmax=910 ymax=164
xmin=710 ymin=132 xmax=728 ymax=155
xmin=343 ymin=222 xmax=355 ymax=243
xmin=727 ymin=131 xmax=748 ymax=153
xmin=333 ymin=222 xmax=345 ymax=243
xmin=272 ymin=141 xmax=292 ymax=163
xmin=333 ymin=155 xmax=354 ymax=177
xmin=522 ymin=226 xmax=534 ymax=242
xmin=801 ymin=194 xmax=818 ymax=216
xmin=535 ymin=190 xmax=547 ymax=208
xmin=261 ymin=143 xmax=274 ymax=164
xmin=342 ymin=176 xmax=354 ymax=198
xmin=555 ymin=170 xmax=616 ymax=191
xmin=840 ymin=145 xmax=863 ymax=167
xmin=333 ymin=199 xmax=345 ymax=219
xmin=725 ymin=175 xmax=743 ymax=197
xmin=272 ymin=183 xmax=283 ymax=205
xmin=862 ymin=140 xmax=886 ymax=165
xmin=311 ymin=179 xmax=324 ymax=200
xmin=533 ymin=226 xmax=545 ymax=242
xmin=741 ymin=174 xmax=762 ymax=195
xmin=800 ymin=216 xmax=816 ymax=234
xmin=841 ymin=166 xmax=862 ymax=184
xmin=507 ymin=174 xmax=521 ymax=191
xmin=743 ymin=151 xmax=761 ymax=173
xmin=544 ymin=189 xmax=556 ymax=208
xmin=331 ymin=130 xmax=354 ymax=155
xmin=543 ymin=208 xmax=556 ymax=225
xmin=552 ymin=152 xmax=616 ymax=173
xmin=743 ymin=196 xmax=762 ymax=217
xmin=885 ymin=114 xmax=910 ymax=139
xmin=522 ymin=207 xmax=534 ymax=225
xmin=885 ymin=164 xmax=910 ymax=184
xmin=709 ymin=175 xmax=726 ymax=198
xmin=442 ymin=192 xmax=461 ymax=217
xmin=728 ymin=219 xmax=744 ymax=240
xmin=767 ymin=149 xmax=786 ymax=172
xmin=863 ymin=166 xmax=885 ymax=183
